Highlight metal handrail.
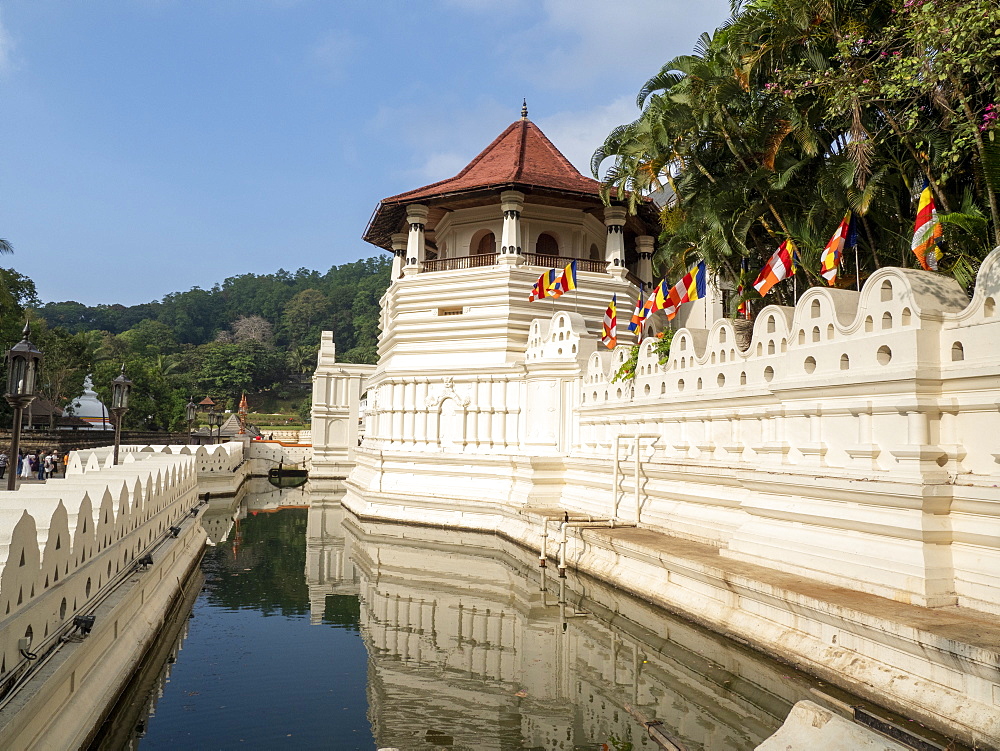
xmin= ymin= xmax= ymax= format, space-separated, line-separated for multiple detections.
xmin=420 ymin=253 xmax=644 ymax=285
xmin=422 ymin=254 xmax=498 ymax=272
xmin=522 ymin=254 xmax=608 ymax=274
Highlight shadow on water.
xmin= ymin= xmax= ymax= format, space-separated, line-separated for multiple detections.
xmin=92 ymin=483 xmax=960 ymax=751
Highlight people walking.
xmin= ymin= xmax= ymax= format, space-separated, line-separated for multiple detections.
xmin=43 ymin=451 xmax=55 ymax=479
xmin=21 ymin=451 xmax=35 ymax=479
xmin=36 ymin=451 xmax=46 ymax=480
xmin=0 ymin=451 xmax=7 ymax=480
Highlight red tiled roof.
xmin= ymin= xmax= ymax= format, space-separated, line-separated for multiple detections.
xmin=363 ymin=117 xmax=657 ymax=250
xmin=383 ymin=119 xmax=601 ymax=203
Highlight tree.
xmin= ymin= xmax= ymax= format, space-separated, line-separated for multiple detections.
xmin=32 ymin=325 xmax=91 ymax=429
xmin=594 ymin=0 xmax=1000 ymax=309
xmin=119 ymin=319 xmax=179 ymax=358
xmin=231 ymin=315 xmax=274 ymax=346
xmin=281 ymin=289 xmax=333 ymax=349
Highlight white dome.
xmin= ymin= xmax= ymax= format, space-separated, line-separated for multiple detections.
xmin=64 ymin=375 xmax=109 ymax=420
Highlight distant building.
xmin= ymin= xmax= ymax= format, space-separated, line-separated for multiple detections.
xmin=63 ymin=375 xmax=112 ymax=430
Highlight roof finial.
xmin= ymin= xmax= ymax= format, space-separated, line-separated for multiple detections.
xmin=521 ymin=98 xmax=528 ymax=120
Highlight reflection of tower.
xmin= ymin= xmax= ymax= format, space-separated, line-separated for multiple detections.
xmin=310 ymin=511 xmax=814 ymax=750
xmin=340 ymin=516 xmax=575 ymax=751
xmin=306 ymin=487 xmax=357 ymax=624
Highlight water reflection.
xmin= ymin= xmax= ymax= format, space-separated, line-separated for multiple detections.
xmin=307 ymin=492 xmax=830 ymax=751
xmin=96 ymin=483 xmax=852 ymax=751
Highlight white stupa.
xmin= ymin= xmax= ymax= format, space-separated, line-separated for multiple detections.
xmin=64 ymin=375 xmax=111 ymax=430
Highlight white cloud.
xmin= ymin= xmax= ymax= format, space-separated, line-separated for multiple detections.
xmin=415 ymin=151 xmax=470 ymax=181
xmin=536 ymin=95 xmax=639 ymax=178
xmin=371 ymin=97 xmax=513 ymax=184
xmin=310 ymin=28 xmax=360 ymax=80
xmin=516 ymin=0 xmax=731 ymax=92
xmin=0 ymin=10 xmax=15 ymax=75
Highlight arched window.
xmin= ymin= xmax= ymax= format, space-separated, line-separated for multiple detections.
xmin=536 ymin=233 xmax=559 ymax=258
xmin=471 ymin=231 xmax=495 ymax=256
xmin=589 ymin=243 xmax=602 ymax=261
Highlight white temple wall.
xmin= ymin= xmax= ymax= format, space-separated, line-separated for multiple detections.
xmin=310 ymin=330 xmax=374 ymax=480
xmin=316 ymin=248 xmax=1000 ymax=617
xmin=570 ymin=255 xmax=1000 ymax=611
xmin=0 ymin=447 xmax=205 ymax=748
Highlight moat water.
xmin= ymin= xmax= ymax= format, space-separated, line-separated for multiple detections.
xmin=89 ymin=481 xmax=875 ymax=751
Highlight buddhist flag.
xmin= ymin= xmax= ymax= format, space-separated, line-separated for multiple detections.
xmin=753 ymin=240 xmax=796 ymax=296
xmin=643 ymin=279 xmax=668 ymax=316
xmin=627 ymin=296 xmax=646 ymax=332
xmin=911 ymin=182 xmax=943 ymax=271
xmin=601 ymin=294 xmax=617 ymax=349
xmin=665 ymin=260 xmax=707 ymax=320
xmin=552 ymin=261 xmax=578 ymax=299
xmin=821 ymin=212 xmax=854 ymax=285
xmin=737 ymin=258 xmax=750 ymax=318
xmin=528 ymin=269 xmax=558 ymax=301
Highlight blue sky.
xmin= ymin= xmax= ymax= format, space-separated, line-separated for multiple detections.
xmin=0 ymin=0 xmax=732 ymax=306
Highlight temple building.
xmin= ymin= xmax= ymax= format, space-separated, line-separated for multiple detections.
xmin=312 ymin=105 xmax=1000 ymax=748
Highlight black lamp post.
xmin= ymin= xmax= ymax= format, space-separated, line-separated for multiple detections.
xmin=185 ymin=397 xmax=197 ymax=440
xmin=208 ymin=411 xmax=223 ymax=444
xmin=110 ymin=364 xmax=133 ymax=465
xmin=5 ymin=323 xmax=43 ymax=491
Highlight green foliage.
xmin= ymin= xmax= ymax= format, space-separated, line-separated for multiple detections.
xmin=612 ymin=344 xmax=640 ymax=383
xmin=654 ymin=328 xmax=674 ymax=364
xmin=296 ymin=395 xmax=312 ymax=424
xmin=15 ymin=255 xmax=392 ymax=428
xmin=594 ymin=0 xmax=1000 ymax=294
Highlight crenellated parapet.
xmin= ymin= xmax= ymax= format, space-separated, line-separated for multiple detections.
xmin=0 ymin=447 xmax=200 ymax=689
xmin=575 ymin=247 xmax=1000 ymax=612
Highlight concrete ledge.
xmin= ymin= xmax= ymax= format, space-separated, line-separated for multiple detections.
xmin=755 ymin=701 xmax=911 ymax=751
xmin=341 ymin=486 xmax=1000 ymax=749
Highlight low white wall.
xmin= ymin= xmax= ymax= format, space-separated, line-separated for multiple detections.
xmin=334 ymin=247 xmax=1000 ymax=615
xmin=0 ymin=445 xmax=208 ymax=748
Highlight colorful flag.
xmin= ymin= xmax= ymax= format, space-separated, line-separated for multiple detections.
xmin=552 ymin=261 xmax=578 ymax=299
xmin=753 ymin=240 xmax=796 ymax=296
xmin=821 ymin=212 xmax=856 ymax=285
xmin=911 ymin=182 xmax=943 ymax=271
xmin=665 ymin=260 xmax=707 ymax=320
xmin=528 ymin=268 xmax=558 ymax=301
xmin=601 ymin=294 xmax=617 ymax=349
xmin=627 ymin=295 xmax=646 ymax=332
xmin=737 ymin=258 xmax=750 ymax=318
xmin=643 ymin=279 xmax=668 ymax=316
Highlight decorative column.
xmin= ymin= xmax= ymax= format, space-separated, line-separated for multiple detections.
xmin=415 ymin=379 xmax=429 ymax=449
xmin=604 ymin=206 xmax=627 ymax=279
xmin=636 ymin=235 xmax=654 ymax=292
xmin=847 ymin=401 xmax=881 ymax=469
xmin=390 ymin=232 xmax=407 ymax=281
xmin=391 ymin=381 xmax=404 ymax=446
xmin=799 ymin=406 xmax=828 ymax=466
xmin=404 ymin=204 xmax=429 ymax=276
xmin=499 ymin=190 xmax=524 ymax=266
xmin=403 ymin=381 xmax=416 ymax=447
xmin=377 ymin=383 xmax=391 ymax=442
xmin=478 ymin=378 xmax=492 ymax=448
xmin=889 ymin=401 xmax=948 ymax=480
xmin=490 ymin=378 xmax=506 ymax=449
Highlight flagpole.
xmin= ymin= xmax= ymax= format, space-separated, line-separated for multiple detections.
xmin=855 ymin=244 xmax=861 ymax=291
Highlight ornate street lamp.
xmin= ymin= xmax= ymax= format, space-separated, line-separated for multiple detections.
xmin=5 ymin=322 xmax=43 ymax=491
xmin=208 ymin=410 xmax=223 ymax=444
xmin=185 ymin=396 xmax=197 ymax=440
xmin=110 ymin=364 xmax=133 ymax=466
